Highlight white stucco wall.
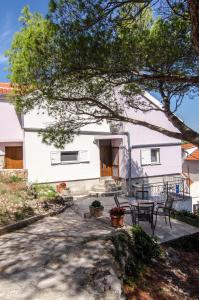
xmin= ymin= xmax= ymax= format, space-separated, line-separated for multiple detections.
xmin=0 ymin=99 xmax=23 ymax=142
xmin=24 ymin=131 xmax=102 ymax=183
xmin=130 ymin=145 xmax=182 ymax=178
xmin=23 ymin=92 xmax=182 ymax=182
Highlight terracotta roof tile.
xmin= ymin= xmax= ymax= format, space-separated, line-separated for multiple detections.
xmin=185 ymin=148 xmax=199 ymax=161
xmin=181 ymin=143 xmax=196 ymax=149
xmin=0 ymin=82 xmax=12 ymax=94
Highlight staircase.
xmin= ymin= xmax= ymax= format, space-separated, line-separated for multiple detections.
xmin=89 ymin=177 xmax=123 ymax=197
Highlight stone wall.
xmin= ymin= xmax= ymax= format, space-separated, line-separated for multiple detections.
xmin=0 ymin=169 xmax=28 ymax=181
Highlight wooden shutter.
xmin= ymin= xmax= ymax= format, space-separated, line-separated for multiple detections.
xmin=141 ymin=149 xmax=151 ymax=165
xmin=79 ymin=150 xmax=89 ymax=162
xmin=50 ymin=151 xmax=61 ymax=165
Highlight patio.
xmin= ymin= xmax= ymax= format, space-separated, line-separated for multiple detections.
xmin=74 ymin=196 xmax=199 ymax=243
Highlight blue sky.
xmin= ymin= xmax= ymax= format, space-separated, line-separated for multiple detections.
xmin=0 ymin=0 xmax=198 ymax=132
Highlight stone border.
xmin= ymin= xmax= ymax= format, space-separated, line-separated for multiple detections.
xmin=0 ymin=205 xmax=68 ymax=236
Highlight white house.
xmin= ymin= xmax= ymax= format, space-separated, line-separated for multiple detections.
xmin=0 ymin=83 xmax=182 ymax=195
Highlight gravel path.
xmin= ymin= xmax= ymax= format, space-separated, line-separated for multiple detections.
xmin=0 ymin=208 xmax=121 ymax=300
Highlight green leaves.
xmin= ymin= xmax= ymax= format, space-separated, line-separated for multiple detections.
xmin=6 ymin=1 xmax=199 ymax=146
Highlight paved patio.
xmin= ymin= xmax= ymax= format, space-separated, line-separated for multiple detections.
xmin=74 ymin=196 xmax=199 ymax=243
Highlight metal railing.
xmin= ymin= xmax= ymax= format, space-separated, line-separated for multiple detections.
xmin=133 ymin=179 xmax=190 ymax=202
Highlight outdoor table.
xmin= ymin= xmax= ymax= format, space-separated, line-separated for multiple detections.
xmin=127 ymin=199 xmax=157 ymax=231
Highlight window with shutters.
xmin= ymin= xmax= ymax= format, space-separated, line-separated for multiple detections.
xmin=51 ymin=150 xmax=89 ymax=165
xmin=141 ymin=148 xmax=160 ymax=165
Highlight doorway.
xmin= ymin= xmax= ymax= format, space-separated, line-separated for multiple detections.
xmin=5 ymin=146 xmax=23 ymax=169
xmin=99 ymin=140 xmax=119 ymax=178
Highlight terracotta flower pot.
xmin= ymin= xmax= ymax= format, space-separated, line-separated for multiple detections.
xmin=89 ymin=205 xmax=104 ymax=218
xmin=110 ymin=215 xmax=124 ymax=228
xmin=56 ymin=183 xmax=67 ymax=194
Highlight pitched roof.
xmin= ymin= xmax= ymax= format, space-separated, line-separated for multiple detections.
xmin=0 ymin=82 xmax=12 ymax=94
xmin=185 ymin=148 xmax=199 ymax=161
xmin=181 ymin=143 xmax=196 ymax=150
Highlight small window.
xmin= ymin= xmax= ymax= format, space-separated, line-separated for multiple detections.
xmin=61 ymin=151 xmax=79 ymax=163
xmin=151 ymin=148 xmax=160 ymax=163
xmin=141 ymin=148 xmax=160 ymax=165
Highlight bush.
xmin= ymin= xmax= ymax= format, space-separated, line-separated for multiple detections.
xmin=111 ymin=226 xmax=161 ymax=280
xmin=171 ymin=209 xmax=199 ymax=228
xmin=14 ymin=206 xmax=35 ymax=220
xmin=91 ymin=200 xmax=103 ymax=208
xmin=33 ymin=184 xmax=58 ymax=201
xmin=132 ymin=225 xmax=161 ymax=264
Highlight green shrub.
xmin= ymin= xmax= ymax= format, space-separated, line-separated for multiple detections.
xmin=8 ymin=175 xmax=23 ymax=183
xmin=14 ymin=206 xmax=35 ymax=220
xmin=171 ymin=209 xmax=199 ymax=228
xmin=33 ymin=184 xmax=58 ymax=200
xmin=91 ymin=200 xmax=103 ymax=208
xmin=132 ymin=225 xmax=161 ymax=264
xmin=111 ymin=226 xmax=161 ymax=280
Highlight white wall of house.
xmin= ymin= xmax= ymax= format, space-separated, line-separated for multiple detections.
xmin=24 ymin=131 xmax=102 ymax=183
xmin=23 ymin=92 xmax=182 ymax=184
xmin=121 ymin=93 xmax=182 ymax=180
xmin=130 ymin=145 xmax=182 ymax=179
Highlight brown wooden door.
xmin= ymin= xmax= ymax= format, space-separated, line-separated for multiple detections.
xmin=5 ymin=146 xmax=23 ymax=169
xmin=100 ymin=141 xmax=112 ymax=177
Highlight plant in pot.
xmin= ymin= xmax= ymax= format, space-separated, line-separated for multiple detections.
xmin=110 ymin=207 xmax=125 ymax=228
xmin=89 ymin=200 xmax=104 ymax=218
xmin=56 ymin=182 xmax=68 ymax=194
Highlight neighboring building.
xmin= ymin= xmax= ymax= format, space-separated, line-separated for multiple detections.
xmin=0 ymin=83 xmax=23 ymax=170
xmin=0 ymin=83 xmax=182 ymax=194
xmin=182 ymin=143 xmax=199 ymax=211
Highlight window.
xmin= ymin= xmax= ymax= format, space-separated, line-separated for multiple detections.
xmin=151 ymin=148 xmax=160 ymax=163
xmin=61 ymin=151 xmax=78 ymax=163
xmin=141 ymin=148 xmax=160 ymax=165
xmin=50 ymin=150 xmax=89 ymax=165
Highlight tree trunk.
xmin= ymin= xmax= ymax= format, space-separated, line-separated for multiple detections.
xmin=189 ymin=0 xmax=199 ymax=54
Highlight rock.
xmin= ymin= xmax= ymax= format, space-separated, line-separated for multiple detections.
xmin=166 ymin=247 xmax=180 ymax=263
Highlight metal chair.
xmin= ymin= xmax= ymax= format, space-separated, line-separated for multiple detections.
xmin=154 ymin=195 xmax=174 ymax=228
xmin=131 ymin=202 xmax=155 ymax=234
xmin=114 ymin=194 xmax=134 ymax=223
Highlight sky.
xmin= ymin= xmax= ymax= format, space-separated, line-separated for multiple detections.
xmin=0 ymin=0 xmax=198 ymax=133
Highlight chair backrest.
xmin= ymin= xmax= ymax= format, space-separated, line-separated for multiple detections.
xmin=114 ymin=194 xmax=120 ymax=207
xmin=132 ymin=202 xmax=154 ymax=222
xmin=138 ymin=202 xmax=154 ymax=215
xmin=165 ymin=195 xmax=174 ymax=209
xmin=136 ymin=190 xmax=149 ymax=200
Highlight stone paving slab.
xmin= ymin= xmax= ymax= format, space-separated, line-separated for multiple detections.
xmin=0 ymin=209 xmax=121 ymax=300
xmin=75 ymin=196 xmax=199 ymax=243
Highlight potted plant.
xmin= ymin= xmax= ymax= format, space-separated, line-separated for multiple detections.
xmin=56 ymin=182 xmax=68 ymax=194
xmin=89 ymin=200 xmax=104 ymax=218
xmin=110 ymin=207 xmax=125 ymax=228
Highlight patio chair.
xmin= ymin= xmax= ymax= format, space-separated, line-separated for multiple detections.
xmin=154 ymin=195 xmax=174 ymax=228
xmin=114 ymin=194 xmax=134 ymax=223
xmin=131 ymin=202 xmax=155 ymax=234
